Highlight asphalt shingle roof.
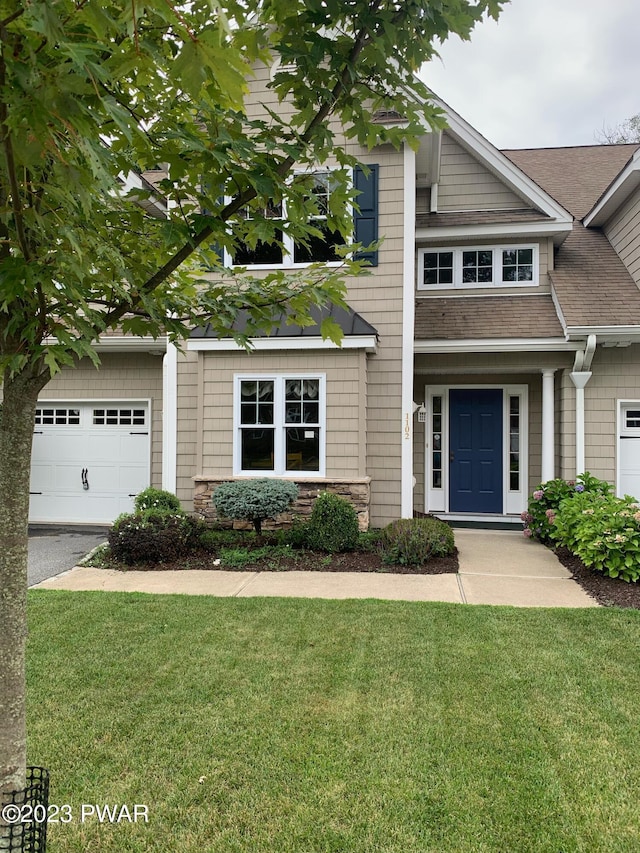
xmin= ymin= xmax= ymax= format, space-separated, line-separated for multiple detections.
xmin=550 ymin=225 xmax=640 ymax=327
xmin=503 ymin=144 xmax=640 ymax=220
xmin=415 ymin=295 xmax=565 ymax=341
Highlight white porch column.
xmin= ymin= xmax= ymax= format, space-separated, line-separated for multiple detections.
xmin=541 ymin=369 xmax=556 ymax=482
xmin=162 ymin=341 xmax=178 ymax=493
xmin=570 ymin=371 xmax=592 ymax=476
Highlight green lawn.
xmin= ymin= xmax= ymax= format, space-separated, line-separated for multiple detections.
xmin=27 ymin=591 xmax=640 ymax=852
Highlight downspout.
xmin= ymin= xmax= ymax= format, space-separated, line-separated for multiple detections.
xmin=401 ymin=141 xmax=417 ymax=517
xmin=570 ymin=334 xmax=596 ymax=476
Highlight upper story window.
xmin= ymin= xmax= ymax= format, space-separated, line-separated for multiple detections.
xmin=418 ymin=245 xmax=538 ymax=291
xmin=230 ymin=171 xmax=345 ymax=268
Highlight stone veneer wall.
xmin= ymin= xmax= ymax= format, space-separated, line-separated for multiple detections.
xmin=194 ymin=477 xmax=371 ymax=531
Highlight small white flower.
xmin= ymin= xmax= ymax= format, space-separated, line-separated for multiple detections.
xmin=213 ymin=559 xmax=221 ymax=566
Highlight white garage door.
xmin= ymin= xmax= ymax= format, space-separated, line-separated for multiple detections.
xmin=29 ymin=402 xmax=151 ymax=524
xmin=619 ymin=403 xmax=640 ymax=501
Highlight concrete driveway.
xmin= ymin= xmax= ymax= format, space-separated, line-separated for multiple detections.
xmin=28 ymin=526 xmax=108 ymax=587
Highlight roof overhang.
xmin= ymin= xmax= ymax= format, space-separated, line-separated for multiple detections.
xmin=584 ymin=148 xmax=640 ymax=226
xmin=414 ymin=337 xmax=578 ymax=354
xmin=416 ymin=219 xmax=573 ymax=244
xmin=93 ymin=336 xmax=167 ymax=354
xmin=188 ymin=335 xmax=377 ymax=353
xmin=564 ymin=325 xmax=640 ymax=344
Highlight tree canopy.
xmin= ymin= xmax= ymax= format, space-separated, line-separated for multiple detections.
xmin=0 ymin=0 xmax=507 ymax=812
xmin=596 ymin=114 xmax=640 ymax=145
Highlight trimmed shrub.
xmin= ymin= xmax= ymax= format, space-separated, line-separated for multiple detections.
xmin=108 ymin=509 xmax=202 ymax=565
xmin=212 ymin=478 xmax=298 ymax=534
xmin=278 ymin=517 xmax=311 ymax=549
xmin=380 ymin=517 xmax=455 ymax=566
xmin=134 ymin=487 xmax=182 ymax=513
xmin=522 ymin=472 xmax=612 ymax=542
xmin=306 ymin=492 xmax=360 ymax=553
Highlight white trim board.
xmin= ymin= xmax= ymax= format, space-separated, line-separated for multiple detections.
xmin=188 ymin=335 xmax=377 ymax=353
xmin=414 ymin=338 xmax=577 ymax=354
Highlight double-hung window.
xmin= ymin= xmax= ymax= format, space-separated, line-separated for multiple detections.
xmin=230 ymin=171 xmax=345 ymax=268
xmin=418 ymin=245 xmax=537 ymax=290
xmin=235 ymin=375 xmax=325 ymax=475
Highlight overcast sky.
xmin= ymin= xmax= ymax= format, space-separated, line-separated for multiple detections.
xmin=419 ymin=0 xmax=640 ymax=150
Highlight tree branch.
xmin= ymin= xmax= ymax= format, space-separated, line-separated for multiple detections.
xmin=0 ymin=36 xmax=31 ymax=262
xmin=102 ymin=0 xmax=385 ymax=329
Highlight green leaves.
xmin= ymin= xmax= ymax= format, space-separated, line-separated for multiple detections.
xmin=0 ymin=0 xmax=507 ymax=383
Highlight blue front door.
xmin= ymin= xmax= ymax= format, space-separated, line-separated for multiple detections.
xmin=449 ymin=389 xmax=503 ymax=513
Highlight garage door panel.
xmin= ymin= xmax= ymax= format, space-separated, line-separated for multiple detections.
xmin=83 ymin=431 xmax=148 ymax=463
xmin=29 ymin=494 xmax=138 ymax=525
xmin=29 ymin=401 xmax=151 ymax=524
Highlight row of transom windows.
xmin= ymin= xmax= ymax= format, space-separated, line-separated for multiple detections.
xmin=417 ymin=245 xmax=538 ymax=290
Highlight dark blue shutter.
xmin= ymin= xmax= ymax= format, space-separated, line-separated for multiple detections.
xmin=353 ymin=164 xmax=378 ymax=267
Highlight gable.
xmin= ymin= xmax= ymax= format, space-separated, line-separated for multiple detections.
xmin=438 ymin=133 xmax=531 ymax=212
xmin=605 ymin=185 xmax=640 ymax=286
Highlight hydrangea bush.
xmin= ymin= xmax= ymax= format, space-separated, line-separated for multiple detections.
xmin=523 ymin=472 xmax=640 ymax=582
xmin=551 ymin=491 xmax=640 ymax=582
xmin=521 ymin=472 xmax=611 ymax=543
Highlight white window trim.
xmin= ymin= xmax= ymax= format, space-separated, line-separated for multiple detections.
xmin=417 ymin=244 xmax=539 ymax=291
xmin=233 ymin=374 xmax=326 ymax=477
xmin=225 ymin=169 xmax=351 ymax=271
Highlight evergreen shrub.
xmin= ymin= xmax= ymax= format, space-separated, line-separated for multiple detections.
xmin=306 ymin=492 xmax=360 ymax=553
xmin=380 ymin=516 xmax=454 ymax=566
xmin=212 ymin=478 xmax=298 ymax=534
xmin=134 ymin=487 xmax=182 ymax=513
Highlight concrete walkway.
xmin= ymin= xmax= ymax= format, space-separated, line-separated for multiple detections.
xmin=31 ymin=529 xmax=598 ymax=608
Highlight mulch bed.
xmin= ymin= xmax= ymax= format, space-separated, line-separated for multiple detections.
xmin=553 ymin=546 xmax=640 ymax=609
xmin=107 ymin=547 xmax=460 ymax=576
xmin=100 ymin=540 xmax=640 ymax=608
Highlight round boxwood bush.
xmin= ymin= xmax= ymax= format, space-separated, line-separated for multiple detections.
xmin=134 ymin=487 xmax=182 ymax=513
xmin=212 ymin=478 xmax=298 ymax=534
xmin=108 ymin=509 xmax=202 ymax=565
xmin=306 ymin=491 xmax=360 ymax=553
xmin=380 ymin=516 xmax=455 ymax=566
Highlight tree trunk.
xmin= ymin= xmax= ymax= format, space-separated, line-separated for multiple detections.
xmin=0 ymin=364 xmax=48 ymax=818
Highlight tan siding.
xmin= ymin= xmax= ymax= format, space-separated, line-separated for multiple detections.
xmin=580 ymin=345 xmax=640 ymax=486
xmin=438 ymin=133 xmax=531 ymax=212
xmin=198 ymin=349 xmax=367 ymax=482
xmin=605 ymin=187 xmax=640 ymax=286
xmin=344 ymin=146 xmax=406 ymax=525
xmin=37 ymin=352 xmax=164 ymax=490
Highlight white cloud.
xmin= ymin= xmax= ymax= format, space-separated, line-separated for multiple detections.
xmin=419 ymin=0 xmax=640 ymax=149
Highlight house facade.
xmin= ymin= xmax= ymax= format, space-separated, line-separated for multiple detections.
xmin=28 ymin=82 xmax=640 ymax=529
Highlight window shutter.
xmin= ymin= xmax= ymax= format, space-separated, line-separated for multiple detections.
xmin=353 ymin=164 xmax=379 ymax=267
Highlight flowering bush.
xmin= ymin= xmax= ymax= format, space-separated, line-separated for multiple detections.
xmin=109 ymin=509 xmax=203 ymax=565
xmin=521 ymin=472 xmax=611 ymax=543
xmin=551 ymin=491 xmax=640 ymax=582
xmin=134 ymin=487 xmax=182 ymax=513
